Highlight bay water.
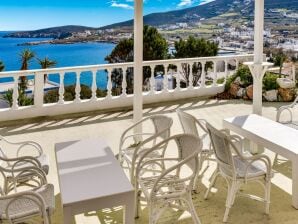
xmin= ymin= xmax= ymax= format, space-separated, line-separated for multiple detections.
xmin=0 ymin=31 xmax=115 ymax=89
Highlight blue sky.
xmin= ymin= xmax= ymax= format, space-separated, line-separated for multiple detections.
xmin=0 ymin=0 xmax=211 ymax=31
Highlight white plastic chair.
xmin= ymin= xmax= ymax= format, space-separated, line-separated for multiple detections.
xmin=177 ymin=109 xmax=212 ymax=167
xmin=276 ymin=96 xmax=298 ymax=130
xmin=205 ymin=123 xmax=272 ymax=223
xmin=0 ymin=135 xmax=49 ymax=174
xmin=119 ymin=115 xmax=173 ymax=182
xmin=135 ymin=134 xmax=202 ymax=224
xmin=0 ymin=135 xmax=49 ymax=194
xmin=0 ymin=166 xmax=55 ymax=224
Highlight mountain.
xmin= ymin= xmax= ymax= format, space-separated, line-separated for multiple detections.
xmin=102 ymin=0 xmax=298 ymax=29
xmin=4 ymin=0 xmax=298 ymax=38
xmin=4 ymin=25 xmax=96 ymax=39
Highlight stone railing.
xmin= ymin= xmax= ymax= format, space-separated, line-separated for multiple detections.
xmin=0 ymin=54 xmax=253 ymax=122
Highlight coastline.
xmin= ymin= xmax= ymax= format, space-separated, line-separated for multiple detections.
xmin=16 ymin=38 xmax=119 ymax=46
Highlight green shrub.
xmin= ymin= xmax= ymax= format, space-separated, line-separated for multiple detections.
xmin=263 ymin=72 xmax=279 ymax=91
xmin=44 ymin=84 xmax=107 ymax=103
xmin=216 ymin=77 xmax=225 ymax=85
xmin=225 ymin=74 xmax=237 ymax=91
xmin=3 ymin=89 xmax=33 ymax=106
xmin=235 ymin=66 xmax=253 ymax=87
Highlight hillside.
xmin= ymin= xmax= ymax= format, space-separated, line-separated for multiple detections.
xmin=4 ymin=25 xmax=96 ymax=39
xmin=101 ymin=0 xmax=298 ymax=29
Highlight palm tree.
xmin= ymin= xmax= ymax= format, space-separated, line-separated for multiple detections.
xmin=37 ymin=57 xmax=57 ymax=83
xmin=0 ymin=60 xmax=4 ymax=72
xmin=19 ymin=49 xmax=35 ymax=90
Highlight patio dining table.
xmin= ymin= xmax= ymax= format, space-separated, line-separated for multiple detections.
xmin=223 ymin=114 xmax=298 ymax=209
xmin=55 ymin=138 xmax=135 ymax=223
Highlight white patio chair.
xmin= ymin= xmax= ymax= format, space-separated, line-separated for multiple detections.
xmin=204 ymin=123 xmax=272 ymax=223
xmin=0 ymin=135 xmax=49 ymax=194
xmin=0 ymin=166 xmax=55 ymax=224
xmin=276 ymin=96 xmax=298 ymax=130
xmin=135 ymin=134 xmax=202 ymax=224
xmin=119 ymin=115 xmax=173 ymax=183
xmin=0 ymin=135 xmax=49 ymax=174
xmin=177 ymin=109 xmax=212 ymax=167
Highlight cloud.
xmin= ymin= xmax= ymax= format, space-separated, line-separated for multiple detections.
xmin=111 ymin=1 xmax=134 ymax=10
xmin=177 ymin=0 xmax=193 ymax=7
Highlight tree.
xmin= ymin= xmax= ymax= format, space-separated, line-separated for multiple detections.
xmin=19 ymin=49 xmax=35 ymax=90
xmin=37 ymin=57 xmax=57 ymax=82
xmin=174 ymin=36 xmax=218 ymax=87
xmin=272 ymin=50 xmax=287 ymax=76
xmin=0 ymin=60 xmax=4 ymax=72
xmin=105 ymin=25 xmax=168 ymax=93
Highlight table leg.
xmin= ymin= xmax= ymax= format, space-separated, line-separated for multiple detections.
xmin=124 ymin=198 xmax=135 ymax=224
xmin=292 ymin=157 xmax=298 ymax=209
xmin=249 ymin=141 xmax=264 ymax=154
xmin=63 ymin=206 xmax=73 ymax=224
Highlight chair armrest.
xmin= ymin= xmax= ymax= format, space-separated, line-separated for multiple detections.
xmin=1 ymin=190 xmax=48 ymax=220
xmin=0 ymin=135 xmax=43 ymax=158
xmin=276 ymin=96 xmax=298 ymax=122
xmin=242 ymin=154 xmax=272 ymax=182
xmin=0 ymin=156 xmax=41 ymax=170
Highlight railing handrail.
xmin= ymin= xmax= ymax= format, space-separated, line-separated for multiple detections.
xmin=0 ymin=54 xmax=254 ymax=77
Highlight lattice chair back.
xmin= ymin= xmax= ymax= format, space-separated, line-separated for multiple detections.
xmin=206 ymin=123 xmax=235 ymax=177
xmin=175 ymin=134 xmax=202 ymax=172
xmin=177 ymin=109 xmax=199 ymax=137
xmin=150 ymin=115 xmax=173 ymax=140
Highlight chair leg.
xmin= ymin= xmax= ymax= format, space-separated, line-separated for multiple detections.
xmin=148 ymin=204 xmax=158 ymax=224
xmin=47 ymin=210 xmax=52 ymax=224
xmin=135 ymin=189 xmax=141 ymax=218
xmin=204 ymin=168 xmax=220 ymax=199
xmin=223 ymin=180 xmax=237 ymax=223
xmin=265 ymin=178 xmax=271 ymax=215
xmin=185 ymin=195 xmax=201 ymax=224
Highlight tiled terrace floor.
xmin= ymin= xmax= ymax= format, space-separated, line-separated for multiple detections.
xmin=1 ymin=98 xmax=298 ymax=223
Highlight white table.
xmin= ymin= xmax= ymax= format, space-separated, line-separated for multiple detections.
xmin=55 ymin=139 xmax=135 ymax=223
xmin=223 ymin=114 xmax=298 ymax=209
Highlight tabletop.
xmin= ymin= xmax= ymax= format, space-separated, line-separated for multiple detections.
xmin=55 ymin=138 xmax=134 ymax=206
xmin=223 ymin=114 xmax=298 ymax=158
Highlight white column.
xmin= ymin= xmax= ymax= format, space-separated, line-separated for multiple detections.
xmin=133 ymin=0 xmax=143 ymax=134
xmin=252 ymin=0 xmax=264 ymax=115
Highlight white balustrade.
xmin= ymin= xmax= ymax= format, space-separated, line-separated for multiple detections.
xmin=200 ymin=62 xmax=206 ymax=88
xmin=58 ymin=72 xmax=65 ymax=104
xmin=188 ymin=62 xmax=194 ymax=89
xmin=106 ymin=68 xmax=113 ymax=99
xmin=12 ymin=75 xmax=19 ymax=110
xmin=91 ymin=70 xmax=97 ymax=101
xmin=74 ymin=72 xmax=81 ymax=103
xmin=121 ymin=67 xmax=128 ymax=97
xmin=0 ymin=54 xmax=254 ymax=122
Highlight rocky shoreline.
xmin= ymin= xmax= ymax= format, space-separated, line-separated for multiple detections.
xmin=17 ymin=38 xmax=118 ymax=46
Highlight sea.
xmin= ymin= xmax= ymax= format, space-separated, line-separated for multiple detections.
xmin=0 ymin=31 xmax=116 ymax=89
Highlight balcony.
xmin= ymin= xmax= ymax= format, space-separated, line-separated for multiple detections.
xmin=0 ymin=54 xmax=253 ymax=122
xmin=1 ymin=95 xmax=298 ymax=223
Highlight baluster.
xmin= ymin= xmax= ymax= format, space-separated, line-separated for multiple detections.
xmin=163 ymin=64 xmax=169 ymax=92
xmin=150 ymin=65 xmax=155 ymax=94
xmin=12 ymin=75 xmax=19 ymax=110
xmin=34 ymin=72 xmax=44 ymax=107
xmin=213 ymin=61 xmax=218 ymax=86
xmin=121 ymin=67 xmax=127 ymax=97
xmin=58 ymin=72 xmax=65 ymax=104
xmin=224 ymin=60 xmax=228 ymax=84
xmin=175 ymin=63 xmax=181 ymax=91
xmin=74 ymin=72 xmax=81 ymax=103
xmin=106 ymin=68 xmax=112 ymax=99
xmin=91 ymin=70 xmax=97 ymax=101
xmin=189 ymin=62 xmax=194 ymax=89
xmin=235 ymin=59 xmax=239 ymax=71
xmin=200 ymin=62 xmax=206 ymax=88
